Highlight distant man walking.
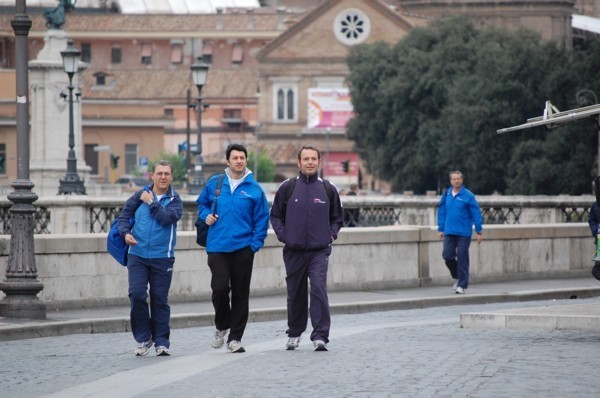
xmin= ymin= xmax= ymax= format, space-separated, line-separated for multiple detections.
xmin=270 ymin=145 xmax=344 ymax=351
xmin=437 ymin=170 xmax=483 ymax=294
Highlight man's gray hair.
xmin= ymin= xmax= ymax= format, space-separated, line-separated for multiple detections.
xmin=152 ymin=160 xmax=173 ymax=173
xmin=449 ymin=170 xmax=463 ymax=179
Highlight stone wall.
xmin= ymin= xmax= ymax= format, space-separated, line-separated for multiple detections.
xmin=0 ymin=223 xmax=591 ymax=310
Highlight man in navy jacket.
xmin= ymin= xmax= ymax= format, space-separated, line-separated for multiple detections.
xmin=117 ymin=160 xmax=183 ymax=356
xmin=438 ymin=170 xmax=483 ymax=295
xmin=270 ymin=145 xmax=343 ymax=351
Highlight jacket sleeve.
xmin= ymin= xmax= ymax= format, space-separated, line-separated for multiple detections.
xmin=150 ymin=191 xmax=183 ymax=226
xmin=589 ymin=203 xmax=599 ymax=237
xmin=269 ymin=181 xmax=288 ymax=242
xmin=329 ymin=186 xmax=344 ymax=240
xmin=116 ymin=189 xmax=143 ymax=238
xmin=437 ymin=191 xmax=446 ymax=232
xmin=250 ymin=188 xmax=271 ymax=252
xmin=196 ymin=177 xmax=215 ymax=223
xmin=469 ymin=194 xmax=483 ymax=234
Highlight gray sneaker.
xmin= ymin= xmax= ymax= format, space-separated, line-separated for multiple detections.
xmin=313 ymin=340 xmax=328 ymax=352
xmin=227 ymin=340 xmax=245 ymax=353
xmin=134 ymin=339 xmax=153 ymax=356
xmin=455 ymin=286 xmax=465 ymax=294
xmin=211 ymin=329 xmax=228 ymax=349
xmin=286 ymin=336 xmax=301 ymax=350
xmin=155 ymin=346 xmax=170 ymax=356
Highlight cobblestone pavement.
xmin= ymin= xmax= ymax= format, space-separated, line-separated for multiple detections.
xmin=2 ymin=298 xmax=599 ymax=398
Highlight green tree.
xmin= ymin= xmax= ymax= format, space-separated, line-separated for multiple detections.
xmin=346 ymin=16 xmax=600 ymax=194
xmin=150 ymin=152 xmax=186 ymax=183
xmin=248 ymin=149 xmax=276 ymax=182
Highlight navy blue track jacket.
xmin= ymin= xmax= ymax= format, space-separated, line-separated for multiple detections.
xmin=270 ymin=172 xmax=343 ymax=251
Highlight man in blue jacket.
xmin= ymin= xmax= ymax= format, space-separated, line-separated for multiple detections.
xmin=438 ymin=170 xmax=483 ymax=294
xmin=270 ymin=145 xmax=344 ymax=352
xmin=197 ymin=144 xmax=270 ymax=353
xmin=117 ymin=160 xmax=183 ymax=356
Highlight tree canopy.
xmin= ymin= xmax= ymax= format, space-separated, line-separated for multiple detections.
xmin=346 ymin=16 xmax=600 ymax=194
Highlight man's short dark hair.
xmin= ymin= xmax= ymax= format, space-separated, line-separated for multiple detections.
xmin=226 ymin=143 xmax=248 ymax=160
xmin=152 ymin=160 xmax=173 ymax=173
xmin=297 ymin=145 xmax=321 ymax=160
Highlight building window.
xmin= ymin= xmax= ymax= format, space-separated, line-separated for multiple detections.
xmin=141 ymin=43 xmax=152 ymax=65
xmin=125 ymin=144 xmax=138 ymax=174
xmin=81 ymin=43 xmax=91 ymax=63
xmin=171 ymin=43 xmax=183 ymax=64
xmin=111 ymin=45 xmax=121 ymax=64
xmin=164 ymin=108 xmax=174 ymax=118
xmin=273 ymin=84 xmax=297 ymax=122
xmin=0 ymin=143 xmax=5 ymax=175
xmin=333 ymin=8 xmax=371 ymax=46
xmin=94 ymin=72 xmax=106 ymax=86
xmin=232 ymin=43 xmax=243 ymax=64
xmin=202 ymin=42 xmax=213 ymax=64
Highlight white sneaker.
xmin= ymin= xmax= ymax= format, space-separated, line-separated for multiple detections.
xmin=452 ymin=280 xmax=458 ymax=291
xmin=227 ymin=340 xmax=245 ymax=353
xmin=134 ymin=339 xmax=153 ymax=356
xmin=155 ymin=346 xmax=170 ymax=356
xmin=313 ymin=340 xmax=328 ymax=351
xmin=455 ymin=286 xmax=465 ymax=294
xmin=286 ymin=336 xmax=301 ymax=350
xmin=211 ymin=329 xmax=228 ymax=349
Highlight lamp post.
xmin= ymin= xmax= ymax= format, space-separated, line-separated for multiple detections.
xmin=575 ymin=89 xmax=600 ymax=177
xmin=0 ymin=0 xmax=46 ymax=319
xmin=58 ymin=39 xmax=86 ymax=195
xmin=187 ymin=58 xmax=209 ymax=195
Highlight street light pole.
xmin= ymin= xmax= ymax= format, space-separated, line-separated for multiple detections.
xmin=0 ymin=0 xmax=46 ymax=319
xmin=187 ymin=58 xmax=209 ymax=195
xmin=576 ymin=89 xmax=600 ymax=177
xmin=58 ymin=39 xmax=86 ymax=195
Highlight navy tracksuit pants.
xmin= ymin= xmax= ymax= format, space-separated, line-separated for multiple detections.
xmin=284 ymin=246 xmax=331 ymax=343
xmin=127 ymin=254 xmax=174 ymax=348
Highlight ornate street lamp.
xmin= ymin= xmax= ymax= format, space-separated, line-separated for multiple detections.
xmin=0 ymin=0 xmax=46 ymax=319
xmin=187 ymin=58 xmax=210 ymax=195
xmin=58 ymin=39 xmax=86 ymax=195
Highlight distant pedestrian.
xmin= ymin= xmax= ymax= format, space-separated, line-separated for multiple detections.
xmin=117 ymin=160 xmax=183 ymax=356
xmin=270 ymin=145 xmax=344 ymax=351
xmin=343 ymin=183 xmax=360 ymax=227
xmin=196 ymin=144 xmax=270 ymax=353
xmin=587 ymin=176 xmax=600 ymax=280
xmin=437 ymin=170 xmax=483 ymax=294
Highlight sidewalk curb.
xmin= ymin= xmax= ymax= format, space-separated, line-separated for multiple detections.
xmin=1 ymin=287 xmax=599 ymax=342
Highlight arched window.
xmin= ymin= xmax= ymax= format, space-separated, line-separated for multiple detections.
xmin=273 ymin=83 xmax=298 ymax=122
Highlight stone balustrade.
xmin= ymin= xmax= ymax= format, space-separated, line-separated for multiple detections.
xmin=0 ymin=223 xmax=592 ymax=310
xmin=0 ymin=194 xmax=592 ymax=234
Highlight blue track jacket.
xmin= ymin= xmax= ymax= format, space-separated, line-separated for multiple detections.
xmin=437 ymin=186 xmax=483 ymax=237
xmin=196 ymin=170 xmax=270 ymax=253
xmin=117 ymin=184 xmax=183 ymax=259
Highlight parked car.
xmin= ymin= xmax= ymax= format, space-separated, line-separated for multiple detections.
xmin=115 ymin=175 xmax=149 ymax=189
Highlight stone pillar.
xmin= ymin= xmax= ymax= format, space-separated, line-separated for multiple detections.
xmin=28 ymin=29 xmax=90 ymax=197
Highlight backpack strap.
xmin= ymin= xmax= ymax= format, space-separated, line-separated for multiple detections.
xmin=213 ymin=174 xmax=225 ymax=214
xmin=283 ymin=177 xmax=335 ymax=216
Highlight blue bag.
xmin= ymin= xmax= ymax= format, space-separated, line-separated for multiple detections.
xmin=107 ymin=217 xmax=134 ymax=266
xmin=107 ymin=191 xmax=147 ymax=266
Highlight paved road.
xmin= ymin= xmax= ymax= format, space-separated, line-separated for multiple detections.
xmin=2 ymin=297 xmax=599 ymax=398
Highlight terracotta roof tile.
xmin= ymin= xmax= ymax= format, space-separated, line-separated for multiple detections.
xmin=81 ymin=68 xmax=258 ymax=100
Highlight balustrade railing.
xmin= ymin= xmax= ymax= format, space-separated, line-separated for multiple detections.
xmin=0 ymin=195 xmax=592 ymax=234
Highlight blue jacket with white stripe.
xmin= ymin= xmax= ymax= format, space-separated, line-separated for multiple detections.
xmin=117 ymin=184 xmax=183 ymax=259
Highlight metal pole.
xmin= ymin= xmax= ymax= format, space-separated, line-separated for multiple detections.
xmin=0 ymin=0 xmax=46 ymax=319
xmin=58 ymin=59 xmax=86 ymax=194
xmin=576 ymin=89 xmax=599 ymax=176
xmin=325 ymin=126 xmax=330 ymax=178
xmin=187 ymin=94 xmax=205 ymax=195
xmin=185 ymin=88 xmax=191 ymax=178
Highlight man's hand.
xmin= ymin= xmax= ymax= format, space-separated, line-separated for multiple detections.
xmin=476 ymin=233 xmax=483 ymax=245
xmin=140 ymin=191 xmax=154 ymax=204
xmin=205 ymin=214 xmax=219 ymax=225
xmin=125 ymin=233 xmax=138 ymax=246
xmin=439 ymin=232 xmax=444 ymax=239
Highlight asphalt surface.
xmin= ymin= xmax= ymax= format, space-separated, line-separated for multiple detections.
xmin=1 ymin=277 xmax=600 ymax=397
